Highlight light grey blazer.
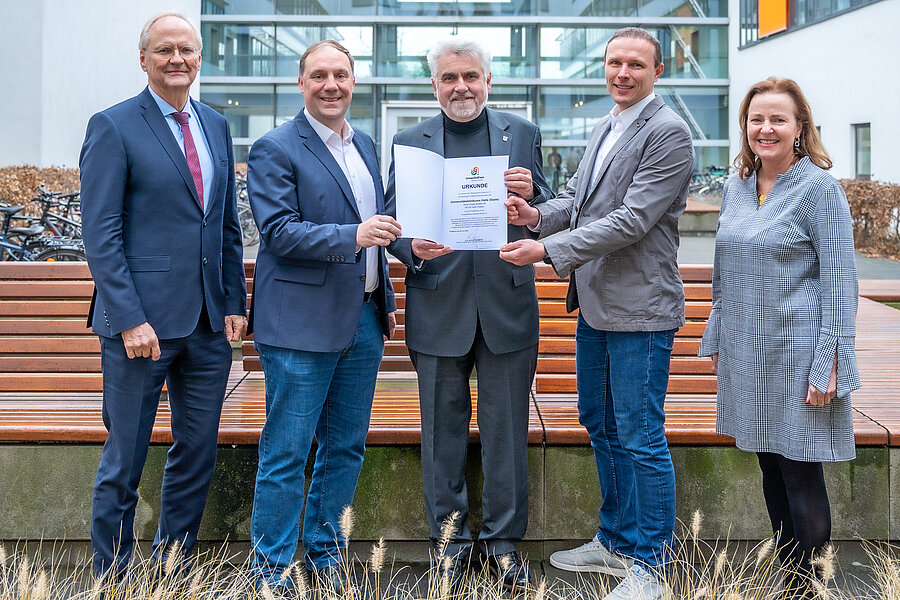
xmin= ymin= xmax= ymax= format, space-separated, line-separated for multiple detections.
xmin=539 ymin=96 xmax=695 ymax=332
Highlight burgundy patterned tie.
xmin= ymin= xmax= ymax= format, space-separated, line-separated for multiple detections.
xmin=172 ymin=111 xmax=204 ymax=210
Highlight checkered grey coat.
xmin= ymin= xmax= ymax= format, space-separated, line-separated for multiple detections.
xmin=699 ymin=157 xmax=860 ymax=462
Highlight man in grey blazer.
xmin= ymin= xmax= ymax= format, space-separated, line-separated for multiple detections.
xmin=385 ymin=37 xmax=550 ymax=593
xmin=501 ymin=28 xmax=694 ymax=600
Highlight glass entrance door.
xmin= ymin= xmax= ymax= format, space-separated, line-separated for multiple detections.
xmin=380 ymin=101 xmax=531 ymax=177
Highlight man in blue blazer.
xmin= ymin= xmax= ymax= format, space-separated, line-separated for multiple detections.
xmin=79 ymin=12 xmax=247 ymax=578
xmin=246 ymin=40 xmax=399 ymax=591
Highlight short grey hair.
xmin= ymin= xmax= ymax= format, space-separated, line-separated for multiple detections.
xmin=426 ymin=37 xmax=492 ymax=80
xmin=139 ymin=11 xmax=203 ymax=52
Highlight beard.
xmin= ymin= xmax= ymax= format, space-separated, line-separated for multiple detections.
xmin=445 ymin=95 xmax=485 ymax=122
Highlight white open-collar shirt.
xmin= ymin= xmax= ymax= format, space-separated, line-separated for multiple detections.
xmin=306 ymin=111 xmax=379 ymax=294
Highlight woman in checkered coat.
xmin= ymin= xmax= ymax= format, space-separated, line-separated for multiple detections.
xmin=699 ymin=78 xmax=859 ymax=592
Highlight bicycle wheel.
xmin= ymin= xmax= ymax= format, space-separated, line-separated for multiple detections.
xmin=36 ymin=247 xmax=86 ymax=261
xmin=237 ymin=201 xmax=259 ymax=246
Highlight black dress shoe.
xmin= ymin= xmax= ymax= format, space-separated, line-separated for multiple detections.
xmin=439 ymin=551 xmax=472 ymax=597
xmin=484 ymin=551 xmax=530 ymax=592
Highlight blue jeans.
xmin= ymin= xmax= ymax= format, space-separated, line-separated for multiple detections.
xmin=575 ymin=315 xmax=676 ymax=570
xmin=250 ymin=301 xmax=383 ymax=585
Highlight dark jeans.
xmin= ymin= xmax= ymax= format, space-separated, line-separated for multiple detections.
xmin=575 ymin=316 xmax=677 ymax=570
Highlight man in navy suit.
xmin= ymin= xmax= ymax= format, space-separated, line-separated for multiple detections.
xmin=246 ymin=40 xmax=399 ymax=591
xmin=80 ymin=12 xmax=247 ymax=578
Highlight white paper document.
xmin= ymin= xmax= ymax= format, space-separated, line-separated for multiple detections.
xmin=393 ymin=145 xmax=509 ymax=250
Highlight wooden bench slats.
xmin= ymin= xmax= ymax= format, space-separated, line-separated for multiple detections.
xmin=0 ymin=300 xmax=91 ymax=317
xmin=539 ymin=338 xmax=701 ymax=356
xmin=0 ymin=263 xmax=93 ymax=279
xmin=0 ymin=373 xmax=103 ymax=392
xmin=0 ymin=318 xmax=93 ymax=335
xmin=0 ymin=356 xmax=101 ymax=373
xmin=537 ymin=356 xmax=715 ymax=375
xmin=538 ymin=319 xmax=707 ymax=337
xmin=0 ymin=337 xmax=101 ymax=353
xmin=535 ymin=374 xmax=718 ymax=395
xmin=1 ymin=281 xmax=96 ymax=298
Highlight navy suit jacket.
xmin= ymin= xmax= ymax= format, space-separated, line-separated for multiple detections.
xmin=80 ymin=87 xmax=246 ymax=339
xmin=246 ymin=110 xmax=396 ymax=352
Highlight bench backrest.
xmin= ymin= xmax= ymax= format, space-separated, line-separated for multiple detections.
xmin=0 ymin=262 xmax=99 ymax=393
xmin=241 ymin=261 xmax=716 ymax=396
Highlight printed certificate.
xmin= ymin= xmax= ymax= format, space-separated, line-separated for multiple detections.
xmin=393 ymin=145 xmax=509 ymax=250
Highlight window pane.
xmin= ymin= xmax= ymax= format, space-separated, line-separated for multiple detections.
xmin=538 ymin=87 xmax=614 ymax=141
xmin=201 ymin=85 xmax=275 ymax=139
xmin=276 ymin=0 xmax=376 ymax=15
xmin=639 ymin=0 xmax=727 ymax=17
xmin=275 ymin=26 xmax=373 ymax=77
xmin=376 ymin=26 xmax=536 ymax=77
xmin=201 ymin=24 xmax=275 ymax=77
xmin=540 ymin=26 xmax=727 ymax=80
xmin=694 ymin=146 xmax=730 ymax=173
xmin=655 ymin=86 xmax=728 ymax=139
xmin=855 ymin=123 xmax=871 ymax=179
xmin=541 ymin=0 xmax=638 ymax=17
xmin=203 ymin=0 xmax=276 ymax=14
xmin=542 ymin=145 xmax=583 ymax=194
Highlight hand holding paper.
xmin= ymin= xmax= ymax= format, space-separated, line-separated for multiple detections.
xmin=394 ymin=145 xmax=509 ymax=250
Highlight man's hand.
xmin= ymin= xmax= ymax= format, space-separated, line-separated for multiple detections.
xmin=506 ymin=194 xmax=540 ymax=227
xmin=499 ymin=239 xmax=545 ymax=266
xmin=806 ymin=354 xmax=838 ymax=406
xmin=357 ymin=215 xmax=402 ymax=248
xmin=385 ymin=311 xmax=397 ymax=341
xmin=122 ymin=322 xmax=161 ymax=361
xmin=504 ymin=167 xmax=534 ymax=201
xmin=225 ymin=314 xmax=248 ymax=342
xmin=412 ymin=238 xmax=453 ymax=261
xmin=710 ymin=353 xmax=718 ymax=375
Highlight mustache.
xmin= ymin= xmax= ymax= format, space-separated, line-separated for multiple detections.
xmin=449 ymin=92 xmax=476 ymax=101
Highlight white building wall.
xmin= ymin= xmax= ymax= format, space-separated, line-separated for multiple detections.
xmin=0 ymin=0 xmax=200 ymax=168
xmin=728 ymin=0 xmax=900 ymax=183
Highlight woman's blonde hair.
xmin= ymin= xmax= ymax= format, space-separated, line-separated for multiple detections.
xmin=734 ymin=77 xmax=832 ymax=179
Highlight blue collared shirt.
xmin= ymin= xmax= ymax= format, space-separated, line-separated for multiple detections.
xmin=147 ymin=86 xmax=214 ymax=214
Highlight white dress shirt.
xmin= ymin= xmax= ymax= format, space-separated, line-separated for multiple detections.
xmin=589 ymin=93 xmax=657 ymax=188
xmin=306 ymin=111 xmax=379 ymax=293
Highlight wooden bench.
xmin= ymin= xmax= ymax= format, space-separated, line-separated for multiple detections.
xmin=0 ymin=261 xmax=898 ymax=447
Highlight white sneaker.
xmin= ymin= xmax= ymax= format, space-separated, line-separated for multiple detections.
xmin=603 ymin=565 xmax=665 ymax=600
xmin=549 ymin=536 xmax=634 ymax=576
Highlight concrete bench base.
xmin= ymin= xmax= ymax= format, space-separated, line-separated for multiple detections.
xmin=2 ymin=443 xmax=895 ymax=553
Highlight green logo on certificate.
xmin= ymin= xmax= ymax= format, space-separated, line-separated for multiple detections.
xmin=471 ymin=167 xmax=479 ymax=176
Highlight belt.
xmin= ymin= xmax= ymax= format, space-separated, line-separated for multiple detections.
xmin=363 ymin=291 xmax=374 ymax=303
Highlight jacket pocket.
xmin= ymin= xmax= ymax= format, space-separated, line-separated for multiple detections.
xmin=512 ymin=264 xmax=534 ymax=287
xmin=601 ymin=254 xmax=658 ymax=316
xmin=126 ymin=256 xmax=171 ymax=272
xmin=405 ymin=271 xmax=439 ymax=290
xmin=274 ymin=264 xmax=326 ymax=285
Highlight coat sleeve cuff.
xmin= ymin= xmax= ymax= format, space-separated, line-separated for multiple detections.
xmin=698 ymin=304 xmax=721 ymax=357
xmin=809 ymin=334 xmax=861 ymax=398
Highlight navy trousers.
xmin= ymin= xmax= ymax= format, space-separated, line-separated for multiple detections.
xmin=91 ymin=315 xmax=232 ymax=577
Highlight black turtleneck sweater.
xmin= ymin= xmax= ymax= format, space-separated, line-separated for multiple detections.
xmin=442 ymin=109 xmax=490 ymax=159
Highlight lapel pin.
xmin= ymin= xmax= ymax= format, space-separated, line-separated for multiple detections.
xmin=502 ymin=135 xmax=509 ymax=142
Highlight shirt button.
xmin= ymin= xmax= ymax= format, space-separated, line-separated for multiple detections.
xmin=203 ymin=257 xmax=208 ymax=265
xmin=360 ymin=275 xmax=366 ymax=281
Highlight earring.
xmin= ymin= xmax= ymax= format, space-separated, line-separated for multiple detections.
xmin=794 ymin=137 xmax=800 ymax=148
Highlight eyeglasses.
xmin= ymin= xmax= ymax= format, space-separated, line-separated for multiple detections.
xmin=151 ymin=46 xmax=199 ymax=59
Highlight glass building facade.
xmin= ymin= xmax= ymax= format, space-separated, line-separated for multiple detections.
xmin=200 ymin=0 xmax=729 ymax=187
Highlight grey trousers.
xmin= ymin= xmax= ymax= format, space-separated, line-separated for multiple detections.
xmin=410 ymin=326 xmax=538 ymax=557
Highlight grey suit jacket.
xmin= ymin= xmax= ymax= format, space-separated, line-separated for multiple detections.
xmin=386 ymin=109 xmax=551 ymax=356
xmin=538 ymin=96 xmax=694 ymax=332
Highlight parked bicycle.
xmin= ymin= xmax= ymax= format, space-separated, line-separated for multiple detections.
xmin=0 ymin=202 xmax=85 ymax=261
xmin=17 ymin=185 xmax=83 ymax=239
xmin=236 ymin=176 xmax=259 ymax=247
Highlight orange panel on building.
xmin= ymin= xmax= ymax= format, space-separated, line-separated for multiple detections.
xmin=759 ymin=0 xmax=789 ymax=37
